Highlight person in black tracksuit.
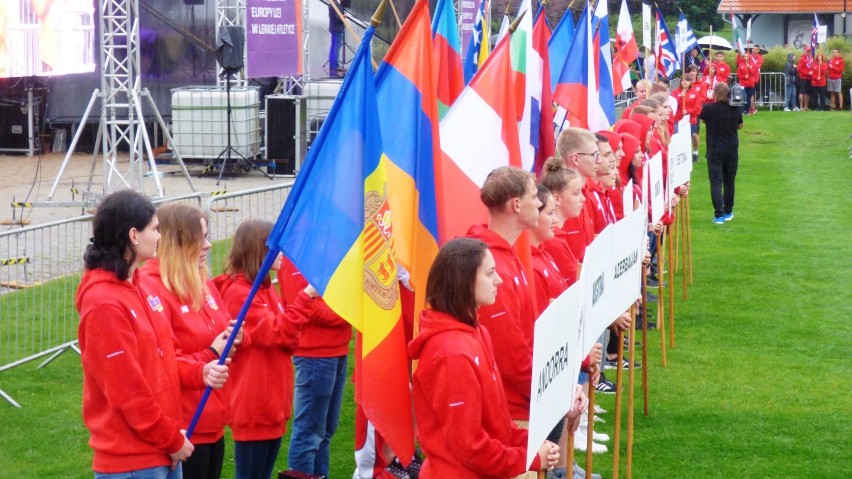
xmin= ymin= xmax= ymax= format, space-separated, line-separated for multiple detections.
xmin=698 ymin=83 xmax=743 ymax=223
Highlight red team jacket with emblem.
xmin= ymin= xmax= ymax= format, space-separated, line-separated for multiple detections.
xmin=214 ymin=273 xmax=317 ymax=441
xmin=408 ymin=309 xmax=542 ymax=479
xmin=138 ymin=259 xmax=235 ymax=445
xmin=466 ymin=224 xmax=535 ymax=421
xmin=76 ymin=268 xmax=205 ymax=473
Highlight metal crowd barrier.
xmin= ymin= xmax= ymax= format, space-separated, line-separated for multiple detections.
xmin=729 ymin=71 xmax=787 ymax=111
xmin=0 ymin=192 xmax=204 ymax=406
xmin=204 ymin=181 xmax=296 ymax=275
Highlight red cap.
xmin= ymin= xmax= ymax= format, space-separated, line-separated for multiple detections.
xmin=618 ymin=133 xmax=641 ymax=185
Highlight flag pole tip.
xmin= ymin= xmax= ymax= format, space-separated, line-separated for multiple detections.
xmin=370 ymin=0 xmax=388 ymax=27
xmin=509 ymin=9 xmax=527 ymax=33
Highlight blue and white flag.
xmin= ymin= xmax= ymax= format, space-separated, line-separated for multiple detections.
xmin=676 ymin=12 xmax=698 ymax=56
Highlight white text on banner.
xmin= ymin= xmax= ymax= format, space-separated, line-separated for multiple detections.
xmin=526 ymin=281 xmax=585 ymax=468
xmin=607 ymin=206 xmax=647 ymax=320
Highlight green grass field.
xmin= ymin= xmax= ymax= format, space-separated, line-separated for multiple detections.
xmin=1 ymin=111 xmax=850 ymax=478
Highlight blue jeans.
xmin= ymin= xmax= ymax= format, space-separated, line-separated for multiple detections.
xmin=329 ymin=31 xmax=344 ymax=74
xmin=95 ymin=465 xmax=182 ymax=479
xmin=785 ymin=83 xmax=796 ymax=109
xmin=234 ymin=438 xmax=281 ymax=479
xmin=288 ymin=355 xmax=348 ymax=477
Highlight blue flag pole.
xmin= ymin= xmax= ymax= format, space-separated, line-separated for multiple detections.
xmin=185 ymin=247 xmax=280 ymax=439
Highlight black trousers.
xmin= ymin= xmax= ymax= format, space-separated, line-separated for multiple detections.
xmin=707 ymin=153 xmax=738 ymax=218
xmin=182 ymin=437 xmax=226 ymax=479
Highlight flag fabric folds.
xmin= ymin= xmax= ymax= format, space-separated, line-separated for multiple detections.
xmin=655 ymin=9 xmax=679 ymax=79
xmin=431 ymin=0 xmax=464 ymax=119
xmin=731 ymin=8 xmax=744 ymax=54
xmin=811 ymin=13 xmax=819 ymax=52
xmin=269 ymin=26 xmax=414 ymax=464
xmin=513 ymin=0 xmax=537 ymax=170
xmin=548 ymin=7 xmax=575 ymax=92
xmin=438 ymin=34 xmax=520 ymax=241
xmin=676 ymin=11 xmax=698 ymax=56
xmin=532 ymin=4 xmax=554 ymax=174
xmin=592 ymin=0 xmax=616 ymax=127
xmin=377 ymin=0 xmax=441 ymax=333
xmin=554 ymin=4 xmax=608 ymax=132
xmin=613 ymin=0 xmax=638 ymax=95
xmin=463 ymin=0 xmax=490 ymax=84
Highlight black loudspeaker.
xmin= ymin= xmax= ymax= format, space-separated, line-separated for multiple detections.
xmin=183 ymin=0 xmax=204 ymax=4
xmin=0 ymin=104 xmax=28 ymax=149
xmin=266 ymin=96 xmax=297 ymax=175
xmin=215 ymin=26 xmax=245 ymax=70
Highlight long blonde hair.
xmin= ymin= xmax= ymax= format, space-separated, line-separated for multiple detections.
xmin=156 ymin=203 xmax=208 ymax=311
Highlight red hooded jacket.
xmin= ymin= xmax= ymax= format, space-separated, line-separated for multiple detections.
xmin=138 ymin=259 xmax=234 ymax=445
xmin=76 ymin=268 xmax=199 ymax=473
xmin=213 ymin=273 xmax=317 ymax=441
xmin=466 ymin=224 xmax=535 ymax=420
xmin=408 ymin=310 xmax=542 ymax=479
xmin=277 ymin=257 xmax=352 ymax=358
xmin=542 ymin=227 xmax=579 ymax=287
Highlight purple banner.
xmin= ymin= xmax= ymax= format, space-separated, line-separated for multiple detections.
xmin=460 ymin=0 xmax=482 ymax=60
xmin=246 ymin=0 xmax=302 ymax=78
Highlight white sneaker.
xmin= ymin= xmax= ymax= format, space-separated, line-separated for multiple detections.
xmin=573 ymin=429 xmax=608 ymax=453
xmin=579 ymin=423 xmax=610 ymax=442
xmin=793 ymin=107 xmax=800 ymax=111
xmin=784 ymin=107 xmax=791 ymax=111
xmin=593 ymin=404 xmax=607 ymax=414
xmin=593 ymin=414 xmax=605 ymax=423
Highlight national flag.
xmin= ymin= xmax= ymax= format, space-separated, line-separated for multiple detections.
xmin=438 ymin=33 xmax=520 ymax=241
xmin=811 ymin=13 xmax=819 ymax=52
xmin=269 ymin=27 xmax=414 ymax=464
xmin=532 ymin=4 xmax=555 ymax=174
xmin=377 ymin=0 xmax=441 ymax=335
xmin=548 ymin=6 xmax=575 ymax=92
xmin=463 ymin=0 xmax=490 ymax=84
xmin=513 ymin=0 xmax=538 ymax=170
xmin=613 ymin=0 xmax=639 ymax=95
xmin=431 ymin=0 xmax=464 ymax=118
xmin=730 ymin=8 xmax=744 ymax=54
xmin=554 ymin=4 xmax=608 ymax=131
xmin=676 ymin=12 xmax=698 ymax=57
xmin=655 ymin=9 xmax=679 ymax=79
xmin=745 ymin=17 xmax=752 ymax=43
xmin=592 ymin=0 xmax=616 ymax=127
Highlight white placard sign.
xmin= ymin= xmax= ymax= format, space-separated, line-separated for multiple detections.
xmin=526 ymin=281 xmax=585 ymax=468
xmin=580 ymin=226 xmax=614 ymax=357
xmin=622 ymin=179 xmax=634 ymax=215
xmin=648 ymin=152 xmax=664 ymax=224
xmin=608 ymin=207 xmax=647 ymax=320
xmin=642 ymin=4 xmax=652 ymax=50
xmin=818 ymin=25 xmax=827 ymax=43
xmin=668 ymin=117 xmax=692 ymax=188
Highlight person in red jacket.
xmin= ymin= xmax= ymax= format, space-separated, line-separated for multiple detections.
xmin=539 ymin=158 xmax=584 ymax=286
xmin=810 ymin=51 xmax=830 ymax=111
xmin=555 ymin=127 xmax=601 ymax=261
xmin=409 ymin=237 xmax=563 ymax=479
xmin=76 ymin=190 xmax=228 ymax=478
xmin=705 ymin=51 xmax=731 ymax=83
xmin=277 ymin=256 xmax=352 ymax=478
xmin=737 ymin=52 xmax=758 ymax=115
xmin=703 ymin=63 xmax=721 ymax=102
xmin=138 ymin=203 xmax=242 ymax=479
xmin=797 ymin=46 xmax=814 ymax=111
xmin=466 ymin=166 xmax=539 ymax=424
xmin=621 ymin=79 xmax=651 ymax=120
xmin=214 ymin=219 xmax=319 ymax=479
xmin=828 ymin=48 xmax=845 ymax=110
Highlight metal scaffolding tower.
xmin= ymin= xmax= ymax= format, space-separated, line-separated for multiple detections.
xmin=44 ymin=0 xmax=195 ymax=206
